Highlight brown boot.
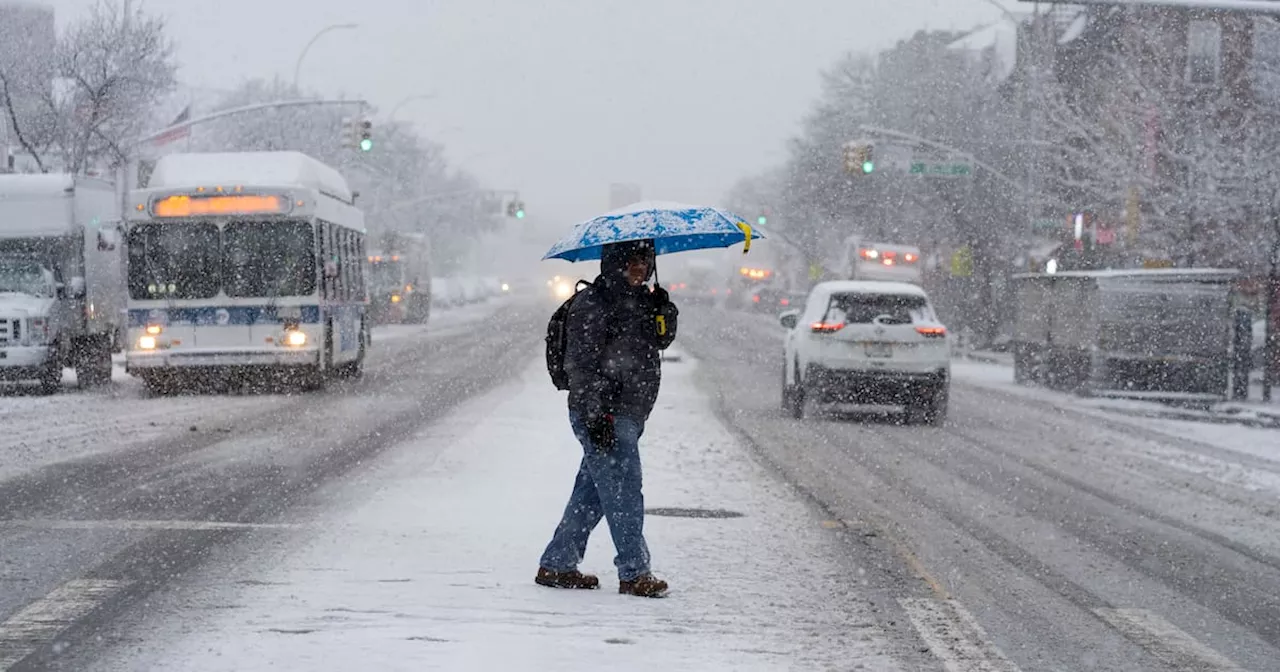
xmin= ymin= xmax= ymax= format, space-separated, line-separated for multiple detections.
xmin=535 ymin=567 xmax=599 ymax=590
xmin=618 ymin=574 xmax=668 ymax=598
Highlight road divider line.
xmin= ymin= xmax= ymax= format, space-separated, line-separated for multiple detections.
xmin=900 ymin=598 xmax=1022 ymax=672
xmin=0 ymin=519 xmax=303 ymax=532
xmin=0 ymin=578 xmax=130 ymax=669
xmin=1094 ymin=608 xmax=1242 ymax=671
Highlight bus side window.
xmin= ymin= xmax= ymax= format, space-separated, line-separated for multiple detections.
xmin=341 ymin=229 xmax=353 ymax=302
xmin=318 ymin=221 xmax=331 ymax=300
xmin=356 ymin=235 xmax=366 ymax=299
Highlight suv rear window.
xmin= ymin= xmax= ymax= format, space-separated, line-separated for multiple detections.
xmin=824 ymin=293 xmax=930 ymax=325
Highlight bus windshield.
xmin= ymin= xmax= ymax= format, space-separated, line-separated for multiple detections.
xmin=223 ymin=221 xmax=316 ymax=298
xmin=127 ymin=222 xmax=221 ymax=300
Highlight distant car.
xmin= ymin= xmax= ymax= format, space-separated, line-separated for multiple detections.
xmin=750 ymin=285 xmax=803 ymax=313
xmin=779 ymin=280 xmax=950 ymax=424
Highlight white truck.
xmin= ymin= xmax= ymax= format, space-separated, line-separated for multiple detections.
xmin=0 ymin=175 xmax=125 ymax=393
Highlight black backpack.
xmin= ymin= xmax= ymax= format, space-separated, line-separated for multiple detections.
xmin=546 ymin=280 xmax=594 ymax=391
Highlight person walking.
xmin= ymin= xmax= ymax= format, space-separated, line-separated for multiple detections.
xmin=535 ymin=239 xmax=677 ymax=598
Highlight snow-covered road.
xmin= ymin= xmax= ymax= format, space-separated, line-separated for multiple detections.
xmin=62 ymin=352 xmax=904 ymax=671
xmin=3 ymin=299 xmax=1280 ymax=670
xmin=682 ymin=307 xmax=1280 ymax=671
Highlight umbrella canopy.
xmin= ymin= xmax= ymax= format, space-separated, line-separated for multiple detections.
xmin=542 ymin=201 xmax=764 ymax=262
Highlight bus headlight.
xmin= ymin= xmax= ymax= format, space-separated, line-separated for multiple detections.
xmin=284 ymin=329 xmax=307 ymax=347
xmin=145 ymin=324 xmax=163 ymax=335
xmin=138 ymin=335 xmax=157 ymax=350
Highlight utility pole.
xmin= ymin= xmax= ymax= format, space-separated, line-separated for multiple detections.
xmin=1266 ymin=204 xmax=1279 ymax=402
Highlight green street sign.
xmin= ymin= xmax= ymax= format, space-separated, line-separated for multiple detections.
xmin=909 ymin=162 xmax=972 ymax=177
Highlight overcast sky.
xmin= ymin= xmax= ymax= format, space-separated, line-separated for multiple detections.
xmin=40 ymin=0 xmax=1016 ymax=224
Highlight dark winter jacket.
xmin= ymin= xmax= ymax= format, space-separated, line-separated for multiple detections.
xmin=564 ymin=242 xmax=678 ymax=422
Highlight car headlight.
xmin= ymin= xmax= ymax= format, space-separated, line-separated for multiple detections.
xmin=501 ymin=283 xmax=510 ymax=292
xmin=554 ymin=282 xmax=572 ymax=299
xmin=390 ymin=294 xmax=402 ymax=303
xmin=145 ymin=324 xmax=163 ymax=335
xmin=138 ymin=335 xmax=157 ymax=350
xmin=284 ymin=330 xmax=307 ymax=347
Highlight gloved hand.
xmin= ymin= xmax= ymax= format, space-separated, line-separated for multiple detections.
xmin=586 ymin=414 xmax=615 ymax=453
xmin=651 ymin=285 xmax=671 ymax=306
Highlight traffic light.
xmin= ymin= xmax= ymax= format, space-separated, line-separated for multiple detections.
xmin=860 ymin=144 xmax=875 ymax=174
xmin=358 ymin=118 xmax=373 ymax=152
xmin=506 ymin=199 xmax=526 ymax=219
xmin=842 ymin=141 xmax=874 ymax=175
xmin=757 ymin=214 xmax=767 ymax=226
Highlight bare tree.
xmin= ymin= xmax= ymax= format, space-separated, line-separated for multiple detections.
xmin=53 ymin=0 xmax=177 ymax=174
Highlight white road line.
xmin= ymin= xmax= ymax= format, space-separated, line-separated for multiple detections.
xmin=1094 ymin=608 xmax=1243 ymax=672
xmin=0 ymin=519 xmax=302 ymax=532
xmin=0 ymin=578 xmax=130 ymax=669
xmin=900 ymin=597 xmax=1023 ymax=672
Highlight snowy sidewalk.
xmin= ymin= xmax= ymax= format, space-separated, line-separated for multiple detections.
xmin=84 ymin=350 xmax=898 ymax=671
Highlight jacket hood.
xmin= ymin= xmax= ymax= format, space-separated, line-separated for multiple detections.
xmin=599 ymin=239 xmax=656 ymax=287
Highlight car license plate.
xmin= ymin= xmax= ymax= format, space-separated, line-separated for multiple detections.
xmin=864 ymin=342 xmax=892 ymax=358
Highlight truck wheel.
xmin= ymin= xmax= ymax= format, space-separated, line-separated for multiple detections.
xmin=39 ymin=360 xmax=61 ymax=395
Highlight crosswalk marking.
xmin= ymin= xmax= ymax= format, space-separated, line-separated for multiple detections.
xmin=1094 ymin=608 xmax=1242 ymax=672
xmin=900 ymin=597 xmax=1023 ymax=672
xmin=0 ymin=518 xmax=301 ymax=532
xmin=0 ymin=579 xmax=130 ymax=669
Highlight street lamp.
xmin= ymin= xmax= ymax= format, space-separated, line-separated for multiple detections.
xmin=294 ymin=23 xmax=358 ymax=89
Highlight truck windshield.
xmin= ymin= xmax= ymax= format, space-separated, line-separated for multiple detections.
xmin=0 ymin=258 xmax=53 ymax=297
xmin=223 ymin=221 xmax=316 ymax=298
xmin=127 ymin=223 xmax=221 ymax=300
xmin=369 ymin=260 xmax=403 ymax=291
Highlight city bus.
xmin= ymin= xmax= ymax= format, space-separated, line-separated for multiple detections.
xmin=123 ymin=151 xmax=368 ymax=392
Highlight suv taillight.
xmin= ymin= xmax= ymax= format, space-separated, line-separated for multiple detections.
xmin=916 ymin=326 xmax=946 ymax=338
xmin=811 ymin=322 xmax=845 ymax=333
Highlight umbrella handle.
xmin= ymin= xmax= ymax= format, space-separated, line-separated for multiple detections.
xmin=737 ymin=222 xmax=753 ymax=254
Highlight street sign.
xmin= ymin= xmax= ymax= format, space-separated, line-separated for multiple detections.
xmin=909 ymin=162 xmax=972 ymax=177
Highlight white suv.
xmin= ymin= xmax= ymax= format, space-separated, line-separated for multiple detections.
xmin=780 ymin=281 xmax=950 ymax=424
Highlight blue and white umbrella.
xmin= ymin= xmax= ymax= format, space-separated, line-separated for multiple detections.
xmin=542 ymin=201 xmax=764 ymax=262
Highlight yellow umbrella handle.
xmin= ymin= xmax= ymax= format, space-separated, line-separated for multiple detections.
xmin=737 ymin=222 xmax=752 ymax=254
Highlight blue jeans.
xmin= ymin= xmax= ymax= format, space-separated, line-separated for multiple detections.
xmin=539 ymin=412 xmax=651 ymax=582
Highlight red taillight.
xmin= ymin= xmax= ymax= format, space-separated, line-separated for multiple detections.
xmin=780 ymin=298 xmax=790 ymax=306
xmin=811 ymin=321 xmax=845 ymax=333
xmin=916 ymin=326 xmax=946 ymax=338
xmin=753 ymin=295 xmax=761 ymax=303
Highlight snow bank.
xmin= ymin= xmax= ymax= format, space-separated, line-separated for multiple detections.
xmin=952 ymin=361 xmax=1280 ymax=461
xmin=82 ymin=351 xmax=901 ymax=671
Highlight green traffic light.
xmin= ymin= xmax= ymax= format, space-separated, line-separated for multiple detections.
xmin=359 ymin=138 xmax=373 ymax=152
xmin=862 ymin=161 xmax=874 ymax=174
xmin=515 ymin=209 xmax=525 ymax=219
xmin=756 ymin=215 xmax=767 ymax=226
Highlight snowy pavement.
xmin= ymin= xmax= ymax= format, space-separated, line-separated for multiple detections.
xmin=950 ymin=359 xmax=1280 ymax=457
xmin=71 ymin=351 xmax=905 ymax=671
